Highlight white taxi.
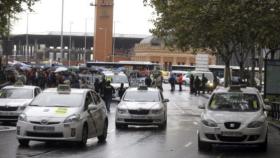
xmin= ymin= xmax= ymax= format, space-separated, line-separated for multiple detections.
xmin=198 ymin=85 xmax=270 ymax=151
xmin=17 ymin=85 xmax=108 ymax=146
xmin=0 ymin=82 xmax=41 ymax=123
xmin=115 ymin=86 xmax=168 ymax=129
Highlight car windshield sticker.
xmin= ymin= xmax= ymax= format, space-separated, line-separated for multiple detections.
xmin=55 ymin=107 xmax=68 ymax=115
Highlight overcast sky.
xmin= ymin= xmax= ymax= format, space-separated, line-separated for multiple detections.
xmin=11 ymin=0 xmax=155 ymax=36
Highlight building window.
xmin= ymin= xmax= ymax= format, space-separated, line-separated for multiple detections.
xmin=178 ymin=62 xmax=181 ymax=65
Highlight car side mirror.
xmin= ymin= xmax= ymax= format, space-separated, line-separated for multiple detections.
xmin=198 ymin=104 xmax=206 ymax=109
xmin=163 ymin=99 xmax=169 ymax=103
xmin=88 ymin=103 xmax=97 ymax=111
xmin=264 ymin=105 xmax=272 ymax=111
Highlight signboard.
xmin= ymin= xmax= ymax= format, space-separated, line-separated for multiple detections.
xmin=195 ymin=54 xmax=209 ymax=71
xmin=265 ymin=60 xmax=280 ymax=95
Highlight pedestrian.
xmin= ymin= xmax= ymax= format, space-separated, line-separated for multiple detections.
xmin=213 ymin=75 xmax=219 ymax=90
xmin=194 ymin=76 xmax=201 ymax=95
xmin=155 ymin=74 xmax=163 ymax=92
xmin=189 ymin=74 xmax=194 ymax=94
xmin=80 ymin=78 xmax=88 ymax=88
xmin=99 ymin=77 xmax=106 ymax=97
xmin=103 ymin=80 xmax=115 ymax=112
xmin=145 ymin=75 xmax=152 ymax=87
xmin=169 ymin=73 xmax=176 ymax=92
xmin=201 ymin=74 xmax=208 ymax=94
xmin=118 ymin=83 xmax=126 ymax=99
xmin=94 ymin=78 xmax=101 ymax=93
xmin=178 ymin=74 xmax=183 ymax=91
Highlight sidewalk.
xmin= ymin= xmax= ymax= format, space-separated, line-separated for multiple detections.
xmin=268 ymin=118 xmax=280 ymax=130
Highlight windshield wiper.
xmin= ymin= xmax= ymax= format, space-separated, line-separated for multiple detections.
xmin=29 ymin=104 xmax=39 ymax=106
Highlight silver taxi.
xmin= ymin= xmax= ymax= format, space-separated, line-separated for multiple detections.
xmin=17 ymin=85 xmax=108 ymax=146
xmin=0 ymin=83 xmax=41 ymax=123
xmin=198 ymin=85 xmax=270 ymax=151
xmin=115 ymin=86 xmax=169 ymax=129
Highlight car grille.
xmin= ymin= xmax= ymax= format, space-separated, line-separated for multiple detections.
xmin=128 ymin=110 xmax=149 ymax=115
xmin=224 ymin=122 xmax=241 ymax=129
xmin=30 ymin=121 xmax=61 ymax=125
xmin=26 ymin=132 xmax=63 ymax=138
xmin=0 ymin=106 xmax=18 ymax=111
xmin=0 ymin=116 xmax=18 ymax=120
xmin=217 ymin=135 xmax=247 ymax=142
xmin=124 ymin=119 xmax=153 ymax=123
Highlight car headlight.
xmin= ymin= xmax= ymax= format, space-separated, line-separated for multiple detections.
xmin=151 ymin=108 xmax=163 ymax=114
xmin=117 ymin=108 xmax=128 ymax=114
xmin=18 ymin=113 xmax=27 ymax=122
xmin=207 ymin=81 xmax=213 ymax=87
xmin=63 ymin=114 xmax=80 ymax=123
xmin=201 ymin=119 xmax=218 ymax=127
xmin=247 ymin=121 xmax=264 ymax=128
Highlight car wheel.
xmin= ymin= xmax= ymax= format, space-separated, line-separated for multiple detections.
xmin=259 ymin=135 xmax=268 ymax=152
xmin=115 ymin=123 xmax=127 ymax=129
xmin=198 ymin=134 xmax=211 ymax=151
xmin=78 ymin=124 xmax=88 ymax=146
xmin=98 ymin=121 xmax=108 ymax=143
xmin=18 ymin=139 xmax=29 ymax=147
xmin=159 ymin=120 xmax=167 ymax=130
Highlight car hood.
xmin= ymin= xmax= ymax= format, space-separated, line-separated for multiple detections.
xmin=24 ymin=106 xmax=80 ymax=119
xmin=111 ymin=83 xmax=129 ymax=89
xmin=203 ymin=110 xmax=264 ymax=124
xmin=118 ymin=101 xmax=161 ymax=110
xmin=0 ymin=99 xmax=32 ymax=107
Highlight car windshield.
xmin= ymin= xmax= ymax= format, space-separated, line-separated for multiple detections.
xmin=112 ymin=75 xmax=129 ymax=83
xmin=123 ymin=91 xmax=160 ymax=102
xmin=208 ymin=93 xmax=260 ymax=112
xmin=192 ymin=72 xmax=213 ymax=81
xmin=30 ymin=92 xmax=83 ymax=107
xmin=0 ymin=88 xmax=33 ymax=99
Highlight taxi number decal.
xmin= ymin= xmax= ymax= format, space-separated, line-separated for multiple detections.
xmin=55 ymin=107 xmax=68 ymax=115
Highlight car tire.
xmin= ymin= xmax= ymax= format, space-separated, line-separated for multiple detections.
xmin=115 ymin=123 xmax=127 ymax=129
xmin=198 ymin=134 xmax=211 ymax=151
xmin=18 ymin=139 xmax=29 ymax=147
xmin=259 ymin=135 xmax=268 ymax=152
xmin=98 ymin=121 xmax=108 ymax=143
xmin=78 ymin=124 xmax=88 ymax=147
xmin=159 ymin=120 xmax=167 ymax=130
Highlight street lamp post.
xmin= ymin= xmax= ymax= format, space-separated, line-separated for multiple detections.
xmin=112 ymin=21 xmax=116 ymax=62
xmin=84 ymin=19 xmax=87 ymax=64
xmin=25 ymin=12 xmax=29 ymax=62
xmin=68 ymin=22 xmax=73 ymax=66
xmin=60 ymin=0 xmax=64 ymax=64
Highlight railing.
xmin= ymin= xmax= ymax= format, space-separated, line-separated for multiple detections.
xmin=268 ymin=102 xmax=280 ymax=121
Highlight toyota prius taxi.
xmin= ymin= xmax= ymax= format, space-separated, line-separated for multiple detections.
xmin=198 ymin=85 xmax=270 ymax=151
xmin=115 ymin=86 xmax=169 ymax=129
xmin=0 ymin=82 xmax=41 ymax=123
xmin=17 ymin=85 xmax=108 ymax=146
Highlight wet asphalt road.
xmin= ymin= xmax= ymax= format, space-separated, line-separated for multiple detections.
xmin=5 ymin=84 xmax=280 ymax=158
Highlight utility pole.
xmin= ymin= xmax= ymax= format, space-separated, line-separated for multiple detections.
xmin=60 ymin=0 xmax=64 ymax=64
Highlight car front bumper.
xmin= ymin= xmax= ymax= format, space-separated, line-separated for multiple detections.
xmin=16 ymin=121 xmax=84 ymax=142
xmin=115 ymin=112 xmax=165 ymax=125
xmin=198 ymin=122 xmax=268 ymax=144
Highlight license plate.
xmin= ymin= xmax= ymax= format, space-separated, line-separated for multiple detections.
xmin=33 ymin=126 xmax=55 ymax=132
xmin=132 ymin=115 xmax=146 ymax=119
xmin=221 ymin=131 xmax=242 ymax=137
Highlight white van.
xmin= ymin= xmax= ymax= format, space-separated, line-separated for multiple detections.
xmin=190 ymin=71 xmax=214 ymax=91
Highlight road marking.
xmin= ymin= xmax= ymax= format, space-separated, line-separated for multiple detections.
xmin=184 ymin=142 xmax=192 ymax=148
xmin=108 ymin=128 xmax=115 ymax=133
xmin=193 ymin=121 xmax=198 ymax=125
xmin=173 ymin=103 xmax=185 ymax=114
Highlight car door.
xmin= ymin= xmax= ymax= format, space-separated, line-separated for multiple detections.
xmin=84 ymin=92 xmax=98 ymax=137
xmin=90 ymin=91 xmax=105 ymax=135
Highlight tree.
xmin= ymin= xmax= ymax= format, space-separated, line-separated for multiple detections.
xmin=144 ymin=0 xmax=280 ymax=87
xmin=0 ymin=0 xmax=39 ymax=37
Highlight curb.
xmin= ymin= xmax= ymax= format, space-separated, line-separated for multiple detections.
xmin=268 ymin=121 xmax=280 ymax=130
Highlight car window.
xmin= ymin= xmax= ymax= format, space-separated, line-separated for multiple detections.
xmin=209 ymin=93 xmax=260 ymax=112
xmin=30 ymin=92 xmax=83 ymax=107
xmin=123 ymin=91 xmax=160 ymax=102
xmin=91 ymin=91 xmax=101 ymax=104
xmin=85 ymin=92 xmax=94 ymax=109
xmin=0 ymin=88 xmax=33 ymax=99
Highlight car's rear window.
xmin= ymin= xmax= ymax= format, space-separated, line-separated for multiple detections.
xmin=208 ymin=93 xmax=260 ymax=112
xmin=123 ymin=91 xmax=160 ymax=102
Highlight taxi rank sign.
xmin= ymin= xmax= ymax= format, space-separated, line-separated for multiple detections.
xmin=264 ymin=50 xmax=280 ymax=98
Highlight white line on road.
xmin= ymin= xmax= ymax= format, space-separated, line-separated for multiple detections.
xmin=108 ymin=128 xmax=115 ymax=133
xmin=184 ymin=142 xmax=192 ymax=148
xmin=193 ymin=121 xmax=198 ymax=125
xmin=173 ymin=103 xmax=185 ymax=114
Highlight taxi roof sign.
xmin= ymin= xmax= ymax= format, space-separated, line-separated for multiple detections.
xmin=14 ymin=80 xmax=24 ymax=87
xmin=138 ymin=86 xmax=148 ymax=90
xmin=57 ymin=84 xmax=71 ymax=94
